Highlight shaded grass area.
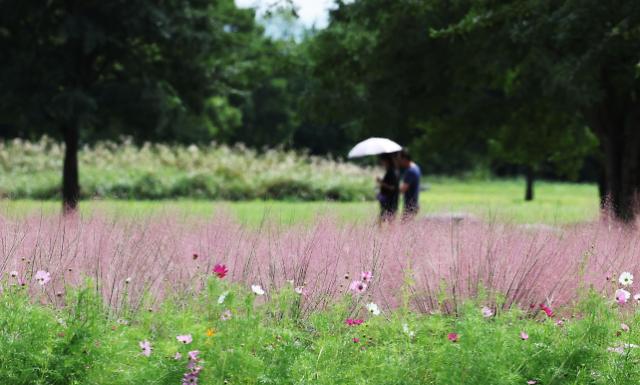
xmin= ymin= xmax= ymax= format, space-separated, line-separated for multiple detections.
xmin=1 ymin=179 xmax=599 ymax=224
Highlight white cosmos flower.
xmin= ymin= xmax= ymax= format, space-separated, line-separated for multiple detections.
xmin=619 ymin=272 xmax=634 ymax=286
xmin=366 ymin=302 xmax=381 ymax=316
xmin=218 ymin=291 xmax=229 ymax=304
xmin=251 ymin=284 xmax=265 ymax=296
xmin=634 ymin=293 xmax=640 ymax=302
xmin=402 ymin=323 xmax=415 ymax=338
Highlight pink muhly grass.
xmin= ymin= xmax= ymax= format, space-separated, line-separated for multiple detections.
xmin=3 ymin=212 xmax=640 ymax=315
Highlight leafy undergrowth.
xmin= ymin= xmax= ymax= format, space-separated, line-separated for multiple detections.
xmin=3 ymin=274 xmax=640 ymax=385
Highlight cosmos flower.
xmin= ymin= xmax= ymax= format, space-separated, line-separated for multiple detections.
xmin=213 ymin=264 xmax=228 ymax=279
xmin=361 ymin=271 xmax=373 ymax=282
xmin=402 ymin=323 xmax=416 ymax=338
xmin=139 ymin=340 xmax=152 ymax=357
xmin=520 ymin=331 xmax=529 ymax=340
xmin=349 ymin=280 xmax=367 ymax=294
xmin=220 ymin=309 xmax=232 ymax=321
xmin=177 ymin=335 xmax=193 ymax=344
xmin=217 ymin=291 xmax=228 ymax=304
xmin=539 ymin=304 xmax=554 ymax=317
xmin=481 ymin=306 xmax=494 ymax=318
xmin=619 ymin=272 xmax=634 ymax=286
xmin=34 ymin=270 xmax=51 ymax=286
xmin=616 ymin=288 xmax=631 ymax=304
xmin=9 ymin=271 xmax=18 ymax=278
xmin=345 ymin=319 xmax=364 ymax=326
xmin=352 ymin=337 xmax=360 ymax=343
xmin=621 ymin=323 xmax=630 ymax=332
xmin=366 ymin=302 xmax=381 ymax=316
xmin=294 ymin=286 xmax=305 ymax=295
xmin=251 ymin=284 xmax=265 ymax=296
xmin=447 ymin=333 xmax=459 ymax=342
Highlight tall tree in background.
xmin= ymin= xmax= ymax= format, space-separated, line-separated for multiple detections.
xmin=444 ymin=0 xmax=640 ymax=219
xmin=0 ymin=0 xmax=254 ymax=211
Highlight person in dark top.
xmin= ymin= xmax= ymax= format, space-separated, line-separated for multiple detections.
xmin=398 ymin=149 xmax=421 ymax=219
xmin=376 ymin=153 xmax=399 ymax=221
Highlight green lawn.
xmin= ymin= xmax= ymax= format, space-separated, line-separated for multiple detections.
xmin=0 ymin=179 xmax=599 ymax=225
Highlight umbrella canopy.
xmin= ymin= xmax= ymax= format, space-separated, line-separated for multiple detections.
xmin=348 ymin=137 xmax=402 ymax=158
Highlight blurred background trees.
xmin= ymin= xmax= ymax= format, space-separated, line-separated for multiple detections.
xmin=1 ymin=0 xmax=639 ymax=218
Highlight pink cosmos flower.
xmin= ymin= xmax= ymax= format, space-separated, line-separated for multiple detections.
xmin=556 ymin=319 xmax=565 ymax=327
xmin=212 ymin=264 xmax=228 ymax=279
xmin=527 ymin=381 xmax=538 ymax=384
xmin=9 ymin=270 xmax=18 ymax=278
xmin=481 ymin=306 xmax=494 ymax=318
xmin=349 ymin=280 xmax=367 ymax=294
xmin=361 ymin=271 xmax=373 ymax=283
xmin=174 ymin=352 xmax=183 ymax=360
xmin=177 ymin=334 xmax=193 ymax=344
xmin=345 ymin=319 xmax=364 ymax=326
xmin=621 ymin=323 xmax=630 ymax=332
xmin=539 ymin=304 xmax=553 ymax=317
xmin=220 ymin=309 xmax=232 ymax=321
xmin=447 ymin=333 xmax=459 ymax=342
xmin=616 ymin=288 xmax=631 ymax=304
xmin=520 ymin=331 xmax=529 ymax=340
xmin=139 ymin=340 xmax=152 ymax=357
xmin=352 ymin=337 xmax=360 ymax=343
xmin=34 ymin=270 xmax=51 ymax=286
xmin=188 ymin=350 xmax=200 ymax=362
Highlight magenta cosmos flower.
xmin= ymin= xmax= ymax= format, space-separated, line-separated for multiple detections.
xmin=34 ymin=270 xmax=51 ymax=286
xmin=177 ymin=334 xmax=193 ymax=344
xmin=349 ymin=280 xmax=367 ymax=294
xmin=212 ymin=264 xmax=228 ymax=279
xmin=139 ymin=340 xmax=152 ymax=357
xmin=345 ymin=318 xmax=364 ymax=326
xmin=539 ymin=304 xmax=554 ymax=317
xmin=447 ymin=333 xmax=459 ymax=342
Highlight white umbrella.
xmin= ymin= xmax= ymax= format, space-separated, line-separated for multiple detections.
xmin=348 ymin=137 xmax=402 ymax=158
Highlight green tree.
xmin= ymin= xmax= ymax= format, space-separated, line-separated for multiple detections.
xmin=442 ymin=0 xmax=640 ymax=218
xmin=0 ymin=0 xmax=255 ymax=211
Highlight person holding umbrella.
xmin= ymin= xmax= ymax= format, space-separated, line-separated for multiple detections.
xmin=376 ymin=153 xmax=399 ymax=221
xmin=348 ymin=138 xmax=402 ymax=222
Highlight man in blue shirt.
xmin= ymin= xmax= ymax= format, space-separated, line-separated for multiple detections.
xmin=398 ymin=150 xmax=421 ymax=218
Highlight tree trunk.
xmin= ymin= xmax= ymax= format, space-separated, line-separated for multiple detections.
xmin=589 ymin=98 xmax=640 ymax=222
xmin=62 ymin=122 xmax=80 ymax=213
xmin=524 ymin=166 xmax=534 ymax=201
xmin=596 ymin=156 xmax=607 ymax=209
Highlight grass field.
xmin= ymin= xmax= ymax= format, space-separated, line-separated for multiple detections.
xmin=0 ymin=179 xmax=599 ymax=225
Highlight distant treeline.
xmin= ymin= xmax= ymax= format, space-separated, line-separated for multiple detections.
xmin=1 ymin=0 xmax=638 ymax=217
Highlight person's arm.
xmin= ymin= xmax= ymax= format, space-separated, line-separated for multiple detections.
xmin=399 ymin=182 xmax=409 ymax=193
